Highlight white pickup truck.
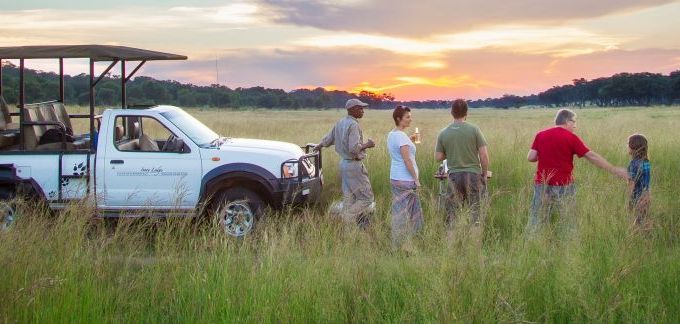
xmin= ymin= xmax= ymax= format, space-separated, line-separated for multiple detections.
xmin=0 ymin=45 xmax=322 ymax=236
xmin=0 ymin=104 xmax=322 ymax=236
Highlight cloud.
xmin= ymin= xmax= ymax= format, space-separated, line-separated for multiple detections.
xmin=3 ymin=1 xmax=678 ymax=102
xmin=258 ymin=0 xmax=676 ymax=37
xmin=294 ymin=25 xmax=627 ymax=58
xmin=0 ymin=4 xmax=271 ymax=48
xmin=138 ymin=46 xmax=680 ymax=101
xmin=169 ymin=3 xmax=264 ymax=25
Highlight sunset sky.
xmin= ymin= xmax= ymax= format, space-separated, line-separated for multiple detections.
xmin=2 ymin=0 xmax=680 ymax=100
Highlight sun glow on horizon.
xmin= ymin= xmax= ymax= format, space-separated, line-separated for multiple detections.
xmin=349 ymin=75 xmax=500 ymax=98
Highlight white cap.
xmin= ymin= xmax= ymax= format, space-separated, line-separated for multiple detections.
xmin=345 ymin=98 xmax=369 ymax=110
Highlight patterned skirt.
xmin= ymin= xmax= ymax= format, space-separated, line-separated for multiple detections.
xmin=390 ymin=179 xmax=424 ymax=246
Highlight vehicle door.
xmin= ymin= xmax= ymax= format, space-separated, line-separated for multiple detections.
xmin=102 ymin=114 xmax=202 ymax=209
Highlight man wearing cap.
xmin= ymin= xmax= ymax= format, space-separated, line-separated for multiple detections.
xmin=314 ymin=98 xmax=376 ymax=227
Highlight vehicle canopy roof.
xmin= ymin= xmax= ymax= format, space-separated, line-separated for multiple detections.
xmin=0 ymin=45 xmax=187 ymax=61
xmin=0 ymin=45 xmax=187 ymax=152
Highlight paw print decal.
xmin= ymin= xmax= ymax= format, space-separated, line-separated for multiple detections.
xmin=73 ymin=162 xmax=87 ymax=176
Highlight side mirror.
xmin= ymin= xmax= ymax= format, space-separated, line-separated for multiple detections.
xmin=177 ymin=138 xmax=191 ymax=153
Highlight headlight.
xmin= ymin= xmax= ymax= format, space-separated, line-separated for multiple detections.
xmin=282 ymin=162 xmax=299 ymax=178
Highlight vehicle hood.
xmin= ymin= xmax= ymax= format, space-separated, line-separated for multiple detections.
xmin=219 ymin=138 xmax=304 ymax=155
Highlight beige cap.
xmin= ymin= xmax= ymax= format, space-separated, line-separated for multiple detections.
xmin=345 ymin=98 xmax=369 ymax=110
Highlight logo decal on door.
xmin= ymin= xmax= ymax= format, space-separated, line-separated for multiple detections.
xmin=117 ymin=166 xmax=187 ymax=177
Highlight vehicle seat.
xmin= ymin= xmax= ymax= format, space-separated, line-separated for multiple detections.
xmin=116 ymin=122 xmax=140 ymax=151
xmin=22 ymin=107 xmax=45 ymax=150
xmin=37 ymin=104 xmax=62 ymax=131
xmin=115 ymin=125 xmax=125 ymax=142
xmin=0 ymin=132 xmax=18 ymax=150
xmin=23 ymin=106 xmax=74 ymax=151
xmin=0 ymin=95 xmax=16 ymax=129
xmin=0 ymin=96 xmax=19 ymax=149
xmin=139 ymin=133 xmax=159 ymax=151
xmin=51 ymin=102 xmax=73 ymax=132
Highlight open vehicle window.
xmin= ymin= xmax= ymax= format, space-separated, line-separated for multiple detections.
xmin=114 ymin=116 xmax=178 ymax=152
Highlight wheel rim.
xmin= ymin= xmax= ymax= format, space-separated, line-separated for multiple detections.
xmin=0 ymin=202 xmax=16 ymax=231
xmin=219 ymin=201 xmax=254 ymax=237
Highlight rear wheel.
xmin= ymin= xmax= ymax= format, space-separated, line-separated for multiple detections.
xmin=0 ymin=200 xmax=17 ymax=231
xmin=212 ymin=188 xmax=264 ymax=237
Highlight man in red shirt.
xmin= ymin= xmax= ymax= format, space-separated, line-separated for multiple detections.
xmin=526 ymin=109 xmax=628 ymax=234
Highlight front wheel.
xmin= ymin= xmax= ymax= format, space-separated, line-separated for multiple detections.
xmin=212 ymin=188 xmax=264 ymax=237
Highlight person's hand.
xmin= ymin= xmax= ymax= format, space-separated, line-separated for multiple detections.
xmin=363 ymin=138 xmax=375 ymax=149
xmin=612 ymin=167 xmax=629 ymax=180
xmin=312 ymin=143 xmax=322 ymax=152
xmin=410 ymin=133 xmax=418 ymax=142
xmin=480 ymin=173 xmax=488 ymax=186
xmin=415 ymin=179 xmax=422 ymax=189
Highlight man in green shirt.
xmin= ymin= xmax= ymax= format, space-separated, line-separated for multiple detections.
xmin=435 ymin=99 xmax=489 ymax=226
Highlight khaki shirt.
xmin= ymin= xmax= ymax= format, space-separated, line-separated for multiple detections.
xmin=320 ymin=116 xmax=366 ymax=160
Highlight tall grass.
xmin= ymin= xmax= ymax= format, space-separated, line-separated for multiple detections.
xmin=1 ymin=107 xmax=679 ymax=322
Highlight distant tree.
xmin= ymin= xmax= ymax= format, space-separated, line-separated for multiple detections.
xmin=257 ymin=93 xmax=278 ymax=108
xmin=670 ymin=71 xmax=680 ymax=99
xmin=2 ymin=64 xmax=679 ymax=110
xmin=177 ymin=88 xmax=198 ymax=107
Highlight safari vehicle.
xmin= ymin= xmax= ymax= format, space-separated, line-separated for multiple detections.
xmin=0 ymin=45 xmax=322 ymax=236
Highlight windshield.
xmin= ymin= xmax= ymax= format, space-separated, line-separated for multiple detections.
xmin=160 ymin=109 xmax=219 ymax=146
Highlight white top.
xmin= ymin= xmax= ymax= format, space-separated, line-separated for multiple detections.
xmin=387 ymin=130 xmax=418 ymax=181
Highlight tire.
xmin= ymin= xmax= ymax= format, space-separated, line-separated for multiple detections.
xmin=0 ymin=200 xmax=17 ymax=231
xmin=212 ymin=187 xmax=264 ymax=237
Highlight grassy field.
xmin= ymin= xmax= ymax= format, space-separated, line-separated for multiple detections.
xmin=1 ymin=107 xmax=679 ymax=322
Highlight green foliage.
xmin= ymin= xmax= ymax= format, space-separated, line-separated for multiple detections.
xmin=1 ymin=108 xmax=679 ymax=322
xmin=3 ymin=62 xmax=678 ymax=110
xmin=538 ymin=72 xmax=678 ymax=107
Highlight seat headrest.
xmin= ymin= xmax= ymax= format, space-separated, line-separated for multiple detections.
xmin=131 ymin=121 xmax=141 ymax=138
xmin=38 ymin=104 xmax=59 ymax=122
xmin=115 ymin=125 xmax=125 ymax=141
xmin=23 ymin=107 xmax=41 ymax=122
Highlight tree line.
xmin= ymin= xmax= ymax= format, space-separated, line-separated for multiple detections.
xmin=2 ymin=62 xmax=679 ymax=109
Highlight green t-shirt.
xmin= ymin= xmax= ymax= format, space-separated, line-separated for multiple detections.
xmin=435 ymin=121 xmax=487 ymax=174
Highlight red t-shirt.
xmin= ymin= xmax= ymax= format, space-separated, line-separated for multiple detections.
xmin=531 ymin=127 xmax=590 ymax=185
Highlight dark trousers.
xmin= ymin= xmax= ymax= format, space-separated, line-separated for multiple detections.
xmin=446 ymin=172 xmax=486 ymax=225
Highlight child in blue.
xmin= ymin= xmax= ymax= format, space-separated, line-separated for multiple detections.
xmin=627 ymin=134 xmax=650 ymax=225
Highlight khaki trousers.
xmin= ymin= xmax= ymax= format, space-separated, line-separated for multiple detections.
xmin=340 ymin=160 xmax=375 ymax=227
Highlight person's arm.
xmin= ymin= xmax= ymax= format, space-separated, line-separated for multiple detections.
xmin=314 ymin=126 xmax=335 ymax=151
xmin=348 ymin=124 xmax=373 ymax=157
xmin=528 ymin=132 xmax=540 ymax=162
xmin=434 ymin=133 xmax=446 ymax=161
xmin=400 ymin=145 xmax=420 ymax=187
xmin=479 ymin=145 xmax=489 ymax=184
xmin=626 ymin=162 xmax=634 ymax=197
xmin=361 ymin=138 xmax=375 ymax=150
xmin=527 ymin=149 xmax=538 ymax=162
xmin=475 ymin=127 xmax=489 ymax=183
xmin=627 ymin=179 xmax=635 ymax=198
xmin=584 ymin=151 xmax=629 ymax=179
